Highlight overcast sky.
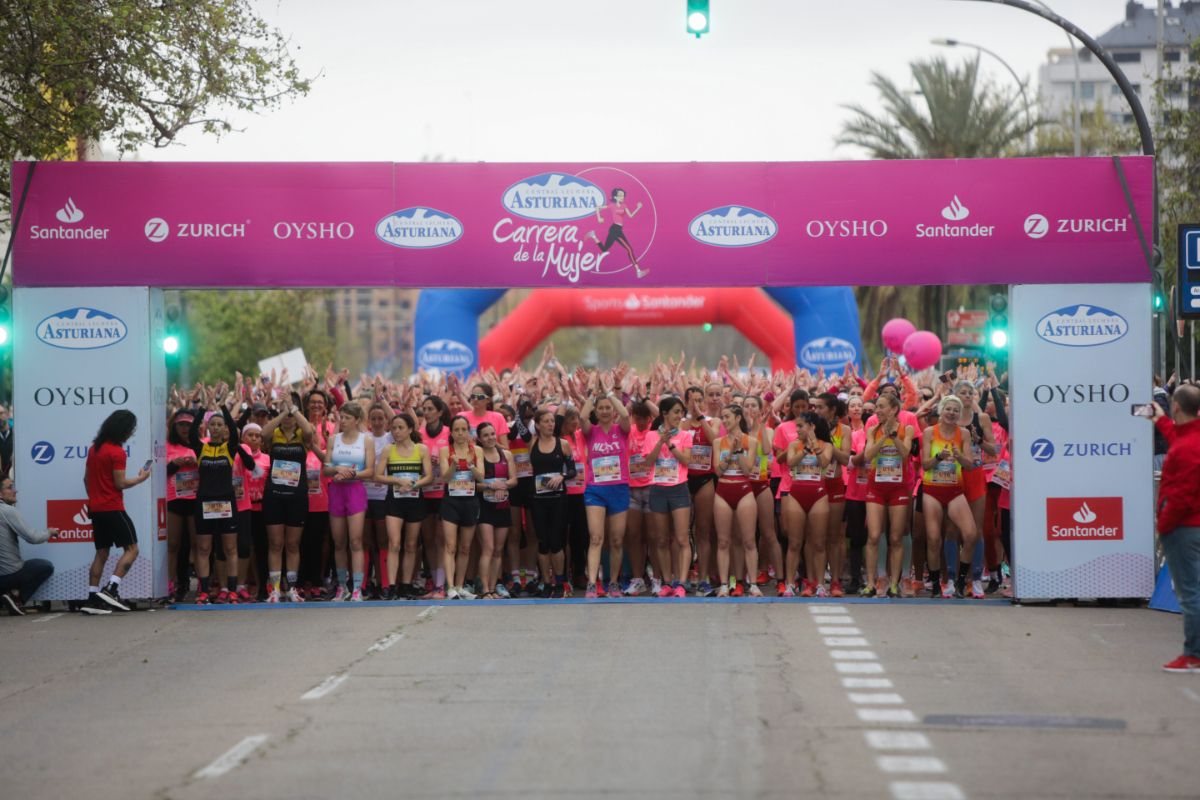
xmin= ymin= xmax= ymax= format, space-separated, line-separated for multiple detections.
xmin=153 ymin=0 xmax=1132 ymax=163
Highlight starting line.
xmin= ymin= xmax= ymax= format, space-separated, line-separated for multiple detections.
xmin=168 ymin=596 xmax=1013 ymax=610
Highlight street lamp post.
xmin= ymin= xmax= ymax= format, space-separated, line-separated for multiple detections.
xmin=1025 ymin=0 xmax=1082 ymax=157
xmin=931 ymin=37 xmax=1033 ymax=148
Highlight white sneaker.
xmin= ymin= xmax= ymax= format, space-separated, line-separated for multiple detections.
xmin=331 ymin=585 xmax=348 ymax=602
xmin=940 ymin=581 xmax=955 ymax=599
xmin=286 ymin=587 xmax=304 ymax=603
xmin=458 ymin=585 xmax=477 ymax=600
xmin=447 ymin=587 xmax=461 ymax=600
xmin=649 ymin=577 xmax=663 ymax=596
xmin=815 ymin=584 xmax=829 ymax=598
xmin=625 ymin=577 xmax=646 ymax=596
xmin=266 ymin=588 xmax=281 ymax=604
xmin=494 ymin=583 xmax=511 ymax=599
xmin=350 ymin=588 xmax=364 ymax=602
xmin=970 ymin=579 xmax=985 ymax=599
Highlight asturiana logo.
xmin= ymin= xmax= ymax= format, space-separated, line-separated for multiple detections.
xmin=417 ymin=339 xmax=474 ymax=370
xmin=799 ymin=337 xmax=858 ymax=368
xmin=36 ymin=307 xmax=128 ymax=350
xmin=501 ymin=173 xmax=605 ymax=222
xmin=376 ymin=208 xmax=463 ymax=249
xmin=1036 ymin=304 xmax=1129 ymax=347
xmin=689 ymin=206 xmax=778 ymax=248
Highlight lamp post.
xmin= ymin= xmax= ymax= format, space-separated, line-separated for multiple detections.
xmin=1024 ymin=0 xmax=1082 ymax=157
xmin=931 ymin=37 xmax=1033 ymax=148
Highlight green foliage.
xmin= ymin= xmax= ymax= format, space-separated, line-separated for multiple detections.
xmin=180 ymin=290 xmax=333 ymax=385
xmin=0 ymin=0 xmax=310 ymax=215
xmin=1151 ymin=41 xmax=1200 ymax=290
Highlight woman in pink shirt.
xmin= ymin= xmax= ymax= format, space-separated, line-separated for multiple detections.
xmin=624 ymin=401 xmax=658 ymax=595
xmin=579 ymin=387 xmax=632 ymax=598
xmin=586 ymin=187 xmax=647 ymax=279
xmin=645 ymin=397 xmax=694 ymax=598
xmin=458 ymin=382 xmax=509 ymax=442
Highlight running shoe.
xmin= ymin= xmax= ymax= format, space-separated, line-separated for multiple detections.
xmin=350 ymin=588 xmax=364 ymax=602
xmin=425 ymin=588 xmax=447 ymax=600
xmin=227 ymin=591 xmax=241 ymax=605
xmin=549 ymin=582 xmax=564 ymax=599
xmin=458 ymin=584 xmax=478 ymax=600
xmin=237 ymin=587 xmax=253 ymax=603
xmin=585 ymin=584 xmax=598 ymax=599
xmin=815 ymin=584 xmax=829 ymax=598
xmin=266 ymin=588 xmax=281 ymax=604
xmin=986 ymin=574 xmax=1001 ymax=594
xmin=167 ymin=580 xmax=176 ymax=599
xmin=780 ymin=584 xmax=797 ymax=598
xmin=716 ymin=584 xmax=730 ymax=598
xmin=657 ymin=583 xmax=675 ymax=598
xmin=97 ymin=583 xmax=131 ymax=612
xmin=649 ymin=577 xmax=664 ymax=596
xmin=2 ymin=593 xmax=24 ymax=616
xmin=940 ymin=581 xmax=955 ymax=599
xmin=748 ymin=584 xmax=764 ymax=598
xmin=606 ymin=582 xmax=621 ymax=598
xmin=830 ymin=581 xmax=845 ymax=598
xmin=730 ymin=581 xmax=745 ymax=598
xmin=776 ymin=581 xmax=788 ymax=596
xmin=672 ymin=583 xmax=687 ymax=598
xmin=596 ymin=582 xmax=608 ymax=598
xmin=970 ymin=579 xmax=985 ymax=600
xmin=286 ymin=587 xmax=304 ymax=603
xmin=885 ymin=584 xmax=900 ymax=599
xmin=1162 ymin=655 xmax=1200 ymax=673
xmin=954 ymin=578 xmax=966 ymax=599
xmin=538 ymin=583 xmax=553 ymax=598
xmin=561 ymin=582 xmax=574 ymax=598
xmin=625 ymin=578 xmax=646 ymax=596
xmin=858 ymin=585 xmax=877 ymax=598
xmin=799 ymin=580 xmax=815 ymax=598
xmin=697 ymin=580 xmax=716 ymax=597
xmin=80 ymin=594 xmax=113 ymax=615
xmin=495 ymin=583 xmax=512 ymax=599
xmin=214 ymin=588 xmax=231 ymax=605
xmin=196 ymin=591 xmax=212 ymax=605
xmin=447 ymin=587 xmax=461 ymax=600
xmin=331 ymin=585 xmax=349 ymax=602
xmin=755 ymin=570 xmax=769 ymax=586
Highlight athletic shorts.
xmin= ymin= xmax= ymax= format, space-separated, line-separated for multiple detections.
xmin=215 ymin=511 xmax=252 ymax=559
xmin=687 ymin=472 xmax=717 ymax=496
xmin=194 ymin=500 xmax=239 ymax=536
xmin=328 ymin=481 xmax=368 ymax=517
xmin=715 ymin=480 xmax=754 ymax=507
xmin=508 ymin=478 xmax=532 ymax=508
xmin=166 ymin=498 xmax=195 ymax=517
xmin=790 ymin=482 xmax=828 ymax=514
xmin=628 ymin=485 xmax=651 ymax=513
xmin=386 ymin=496 xmax=427 ymax=524
xmin=923 ymin=483 xmax=966 ymax=508
xmin=963 ymin=468 xmax=987 ymax=503
xmin=584 ymin=482 xmax=630 ymax=515
xmin=750 ymin=481 xmax=771 ymax=498
xmin=649 ymin=482 xmax=691 ymax=514
xmin=262 ymin=492 xmax=308 ymax=528
xmin=865 ymin=481 xmax=911 ymax=508
xmin=440 ymin=496 xmax=480 ymax=527
xmin=366 ymin=498 xmax=389 ymax=522
xmin=422 ymin=496 xmax=443 ymax=516
xmin=478 ymin=501 xmax=511 ymax=528
xmin=91 ymin=510 xmax=137 ymax=550
xmin=824 ymin=475 xmax=847 ymax=504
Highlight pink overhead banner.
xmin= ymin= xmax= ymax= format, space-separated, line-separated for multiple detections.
xmin=10 ymin=157 xmax=1153 ymax=288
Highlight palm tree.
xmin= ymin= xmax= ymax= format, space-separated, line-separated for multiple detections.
xmin=837 ymin=56 xmax=1027 ymax=362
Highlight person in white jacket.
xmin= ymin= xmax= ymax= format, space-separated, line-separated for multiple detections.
xmin=0 ymin=477 xmax=56 ymax=616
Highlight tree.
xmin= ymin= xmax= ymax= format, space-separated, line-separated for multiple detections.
xmin=0 ymin=0 xmax=310 ymax=217
xmin=179 ymin=290 xmax=333 ymax=386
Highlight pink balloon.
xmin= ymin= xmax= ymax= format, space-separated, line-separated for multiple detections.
xmin=902 ymin=330 xmax=943 ymax=371
xmin=881 ymin=318 xmax=916 ymax=353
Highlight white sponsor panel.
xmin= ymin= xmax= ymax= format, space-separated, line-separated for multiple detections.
xmin=257 ymin=347 xmax=309 ymax=386
xmin=1011 ymin=283 xmax=1154 ymax=599
xmin=14 ymin=287 xmax=166 ymax=601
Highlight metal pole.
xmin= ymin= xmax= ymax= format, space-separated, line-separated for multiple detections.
xmin=1024 ymin=0 xmax=1081 ymax=155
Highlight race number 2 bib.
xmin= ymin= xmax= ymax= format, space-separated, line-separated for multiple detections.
xmin=591 ymin=455 xmax=621 ymax=484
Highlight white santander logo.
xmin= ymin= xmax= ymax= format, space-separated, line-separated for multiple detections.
xmin=941 ymin=196 xmax=969 ymax=222
xmin=56 ymin=198 xmax=84 ymax=223
xmin=74 ymin=504 xmax=91 ymax=526
xmin=1072 ymin=502 xmax=1097 ymax=524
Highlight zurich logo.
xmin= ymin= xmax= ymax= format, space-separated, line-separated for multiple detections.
xmin=799 ymin=337 xmax=858 ymax=368
xmin=689 ymin=206 xmax=778 ymax=248
xmin=417 ymin=339 xmax=474 ymax=371
xmin=376 ymin=207 xmax=463 ymax=249
xmin=1024 ymin=213 xmax=1049 ymax=239
xmin=30 ymin=441 xmax=55 ymax=464
xmin=36 ymin=307 xmax=128 ymax=350
xmin=501 ymin=172 xmax=605 ymax=222
xmin=1030 ymin=438 xmax=1055 ymax=462
xmin=1036 ymin=304 xmax=1129 ymax=348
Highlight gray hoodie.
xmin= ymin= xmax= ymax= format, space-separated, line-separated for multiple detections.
xmin=0 ymin=502 xmax=51 ymax=576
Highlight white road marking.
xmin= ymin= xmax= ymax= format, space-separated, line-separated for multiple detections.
xmin=417 ymin=607 xmax=439 ymax=620
xmin=850 ymin=692 xmax=905 ymax=705
xmin=857 ymin=708 xmax=918 ymax=723
xmin=825 ymin=636 xmax=870 ymax=647
xmin=835 ymin=661 xmax=885 ymax=674
xmin=878 ymin=756 xmax=947 ymax=774
xmin=1182 ymin=687 xmax=1200 ymax=704
xmin=889 ymin=781 xmax=965 ymax=800
xmin=32 ymin=613 xmax=64 ymax=623
xmin=300 ymin=673 xmax=348 ymax=701
xmin=813 ymin=615 xmax=855 ymax=624
xmin=808 ymin=605 xmax=848 ymax=613
xmin=865 ymin=731 xmax=931 ymax=750
xmin=831 ymin=650 xmax=878 ymax=660
xmin=818 ymin=626 xmax=862 ymax=635
xmin=193 ymin=734 xmax=269 ymax=780
xmin=843 ymin=677 xmax=894 ymax=689
xmin=366 ymin=632 xmax=405 ymax=654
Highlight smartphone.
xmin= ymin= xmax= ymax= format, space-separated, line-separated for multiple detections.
xmin=1131 ymin=403 xmax=1155 ymax=418
xmin=142 ymin=459 xmax=154 ymax=472
xmin=939 ymin=372 xmax=952 ymax=384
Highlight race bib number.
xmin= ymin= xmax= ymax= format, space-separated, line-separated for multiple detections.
xmin=932 ymin=458 xmax=959 ymax=485
xmin=513 ymin=450 xmax=533 ymax=479
xmin=591 ymin=455 xmax=621 ymax=484
xmin=652 ymin=457 xmax=679 ymax=485
xmin=307 ymin=470 xmax=322 ymax=495
xmin=364 ymin=480 xmax=388 ymax=501
xmin=270 ymin=460 xmax=301 ymax=488
xmin=688 ymin=444 xmax=712 ymax=471
xmin=874 ymin=455 xmax=903 ymax=484
xmin=629 ymin=452 xmax=651 ymax=481
xmin=792 ymin=460 xmax=823 ymax=482
xmin=232 ymin=474 xmax=244 ymax=501
xmin=174 ymin=469 xmax=198 ymax=498
xmin=720 ymin=449 xmax=743 ymax=477
xmin=201 ymin=500 xmax=233 ymax=520
xmin=567 ymin=462 xmax=586 ymax=490
xmin=534 ymin=473 xmax=561 ymax=495
xmin=392 ymin=471 xmax=421 ymax=499
xmin=482 ymin=478 xmax=509 ymax=504
xmin=249 ymin=481 xmax=265 ymax=503
xmin=448 ymin=469 xmax=475 ymax=497
xmin=990 ymin=459 xmax=1012 ymax=490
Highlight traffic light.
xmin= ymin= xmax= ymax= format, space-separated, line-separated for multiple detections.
xmin=686 ymin=0 xmax=710 ymax=37
xmin=163 ymin=304 xmax=183 ymax=358
xmin=0 ymin=286 xmax=9 ymax=348
xmin=1152 ymin=272 xmax=1166 ymax=312
xmin=987 ymin=292 xmax=1008 ymax=352
xmin=702 ymin=322 xmax=713 ymax=332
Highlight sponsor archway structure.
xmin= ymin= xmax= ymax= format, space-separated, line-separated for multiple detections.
xmin=9 ymin=157 xmax=1158 ymax=603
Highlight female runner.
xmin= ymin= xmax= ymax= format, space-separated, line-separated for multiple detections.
xmin=742 ymin=395 xmax=783 ymax=596
xmin=438 ymin=416 xmax=484 ymax=600
xmin=419 ymin=396 xmax=453 ymax=595
xmin=955 ymin=380 xmax=998 ymax=596
xmin=646 ymin=397 xmax=694 ymax=598
xmin=921 ymin=395 xmax=981 ymax=599
xmin=712 ymin=404 xmax=762 ymax=597
xmin=842 ymin=395 xmax=870 ymax=594
xmin=476 ymin=422 xmax=517 ymax=599
xmin=259 ymin=395 xmax=315 ymax=603
xmin=323 ymin=403 xmax=375 ymax=602
xmin=785 ymin=412 xmax=833 ymax=598
xmin=165 ymin=409 xmax=198 ymax=601
xmin=363 ymin=403 xmax=393 ymax=597
xmin=377 ymin=413 xmax=431 ymax=599
xmin=681 ymin=384 xmax=723 ymax=596
xmin=240 ymin=423 xmax=271 ymax=600
xmin=861 ymin=393 xmax=916 ymax=598
xmin=528 ymin=408 xmax=577 ymax=597
xmin=772 ymin=389 xmax=810 ymax=596
xmin=301 ymin=390 xmax=337 ymax=596
xmin=505 ymin=399 xmax=535 ymax=595
xmin=813 ymin=392 xmax=852 ymax=597
xmin=579 ymin=380 xmax=632 ymax=597
xmin=560 ymin=407 xmax=590 ymax=593
xmin=624 ymin=401 xmax=657 ymax=595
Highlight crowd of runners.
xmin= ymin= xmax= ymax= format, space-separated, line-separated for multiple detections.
xmin=129 ymin=344 xmax=1013 ymax=607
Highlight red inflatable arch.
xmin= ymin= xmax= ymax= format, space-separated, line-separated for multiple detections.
xmin=478 ymin=288 xmax=795 ymax=372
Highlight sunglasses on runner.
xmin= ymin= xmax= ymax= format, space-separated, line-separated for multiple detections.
xmin=469 ymin=393 xmax=488 ymax=400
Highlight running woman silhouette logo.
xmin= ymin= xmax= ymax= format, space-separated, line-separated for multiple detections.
xmin=584 ymin=187 xmax=649 ymax=279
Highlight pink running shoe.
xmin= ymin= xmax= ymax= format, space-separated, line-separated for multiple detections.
xmin=585 ymin=584 xmax=598 ymax=599
xmin=672 ymin=584 xmax=686 ymax=598
xmin=657 ymin=583 xmax=675 ymax=598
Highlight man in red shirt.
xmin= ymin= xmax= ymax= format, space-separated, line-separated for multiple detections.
xmin=83 ymin=410 xmax=149 ymax=615
xmin=1152 ymin=384 xmax=1200 ymax=673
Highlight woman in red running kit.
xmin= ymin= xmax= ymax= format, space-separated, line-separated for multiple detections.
xmin=785 ymin=412 xmax=833 ymax=597
xmin=419 ymin=396 xmax=453 ymax=596
xmin=955 ymin=380 xmax=998 ymax=588
xmin=712 ymin=404 xmax=762 ymax=597
xmin=772 ymin=389 xmax=810 ymax=596
xmin=681 ymin=384 xmax=723 ymax=596
xmin=742 ymin=395 xmax=783 ymax=595
xmin=921 ymin=395 xmax=980 ymax=599
xmin=861 ymin=392 xmax=916 ymax=598
xmin=438 ymin=416 xmax=485 ymax=600
xmin=813 ymin=392 xmax=851 ymax=597
xmin=475 ymin=422 xmax=517 ymax=600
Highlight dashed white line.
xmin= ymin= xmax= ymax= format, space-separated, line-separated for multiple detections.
xmin=32 ymin=613 xmax=64 ymax=623
xmin=889 ymin=781 xmax=965 ymax=800
xmin=843 ymin=677 xmax=894 ymax=689
xmin=825 ymin=636 xmax=870 ymax=646
xmin=1182 ymin=687 xmax=1200 ymax=704
xmin=877 ymin=756 xmax=947 ymax=774
xmin=818 ymin=626 xmax=862 ymax=635
xmin=366 ymin=632 xmax=405 ymax=654
xmin=835 ymin=661 xmax=885 ymax=674
xmin=865 ymin=731 xmax=931 ymax=750
xmin=850 ymin=692 xmax=905 ymax=705
xmin=808 ymin=605 xmax=848 ymax=613
xmin=857 ymin=708 xmax=918 ymax=723
xmin=193 ymin=734 xmax=269 ymax=779
xmin=813 ymin=615 xmax=856 ymax=624
xmin=831 ymin=650 xmax=879 ymax=660
xmin=300 ymin=673 xmax=348 ymax=701
xmin=417 ymin=607 xmax=439 ymax=620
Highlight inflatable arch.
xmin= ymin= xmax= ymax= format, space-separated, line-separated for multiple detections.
xmin=414 ymin=286 xmax=863 ymax=374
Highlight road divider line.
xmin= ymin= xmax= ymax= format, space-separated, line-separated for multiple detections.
xmin=808 ymin=605 xmax=848 ymax=613
xmin=843 ymin=677 xmax=894 ymax=689
xmin=850 ymin=692 xmax=905 ymax=705
xmin=831 ymin=650 xmax=878 ymax=660
xmin=417 ymin=607 xmax=439 ymax=620
xmin=193 ymin=734 xmax=269 ymax=779
xmin=889 ymin=781 xmax=965 ymax=799
xmin=818 ymin=626 xmax=862 ymax=635
xmin=33 ymin=613 xmax=64 ymax=623
xmin=865 ymin=731 xmax=931 ymax=750
xmin=366 ymin=632 xmax=405 ymax=654
xmin=300 ymin=673 xmax=348 ymax=701
xmin=877 ymin=756 xmax=947 ymax=774
xmin=835 ymin=661 xmax=885 ymax=674
xmin=857 ymin=708 xmax=918 ymax=723
xmin=813 ymin=615 xmax=855 ymax=624
xmin=825 ymin=636 xmax=870 ymax=646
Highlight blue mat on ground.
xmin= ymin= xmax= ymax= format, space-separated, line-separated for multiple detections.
xmin=1149 ymin=563 xmax=1181 ymax=614
xmin=169 ymin=596 xmax=1013 ymax=610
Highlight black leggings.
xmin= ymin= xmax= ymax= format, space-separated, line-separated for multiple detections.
xmin=566 ymin=494 xmax=588 ymax=578
xmin=844 ymin=499 xmax=868 ymax=586
xmin=250 ymin=510 xmax=268 ymax=594
xmin=300 ymin=511 xmax=330 ymax=586
xmin=597 ymin=223 xmax=637 ymax=264
xmin=1000 ymin=508 xmax=1011 ymax=566
xmin=529 ymin=497 xmax=567 ymax=555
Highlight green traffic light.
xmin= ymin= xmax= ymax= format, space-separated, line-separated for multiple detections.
xmin=0 ymin=325 xmax=8 ymax=347
xmin=990 ymin=329 xmax=1008 ymax=349
xmin=702 ymin=322 xmax=713 ymax=332
xmin=163 ymin=335 xmax=180 ymax=355
xmin=686 ymin=0 xmax=709 ymax=36
xmin=1153 ymin=293 xmax=1165 ymax=311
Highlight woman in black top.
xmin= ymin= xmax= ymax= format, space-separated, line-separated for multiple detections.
xmin=528 ymin=409 xmax=576 ymax=597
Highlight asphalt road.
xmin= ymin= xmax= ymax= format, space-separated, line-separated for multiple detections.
xmin=1 ymin=600 xmax=1197 ymax=800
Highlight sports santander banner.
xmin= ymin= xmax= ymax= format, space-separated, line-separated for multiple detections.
xmin=11 ymin=158 xmax=1153 ymax=288
xmin=12 ymin=287 xmax=168 ymax=601
xmin=1010 ymin=283 xmax=1155 ymax=600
